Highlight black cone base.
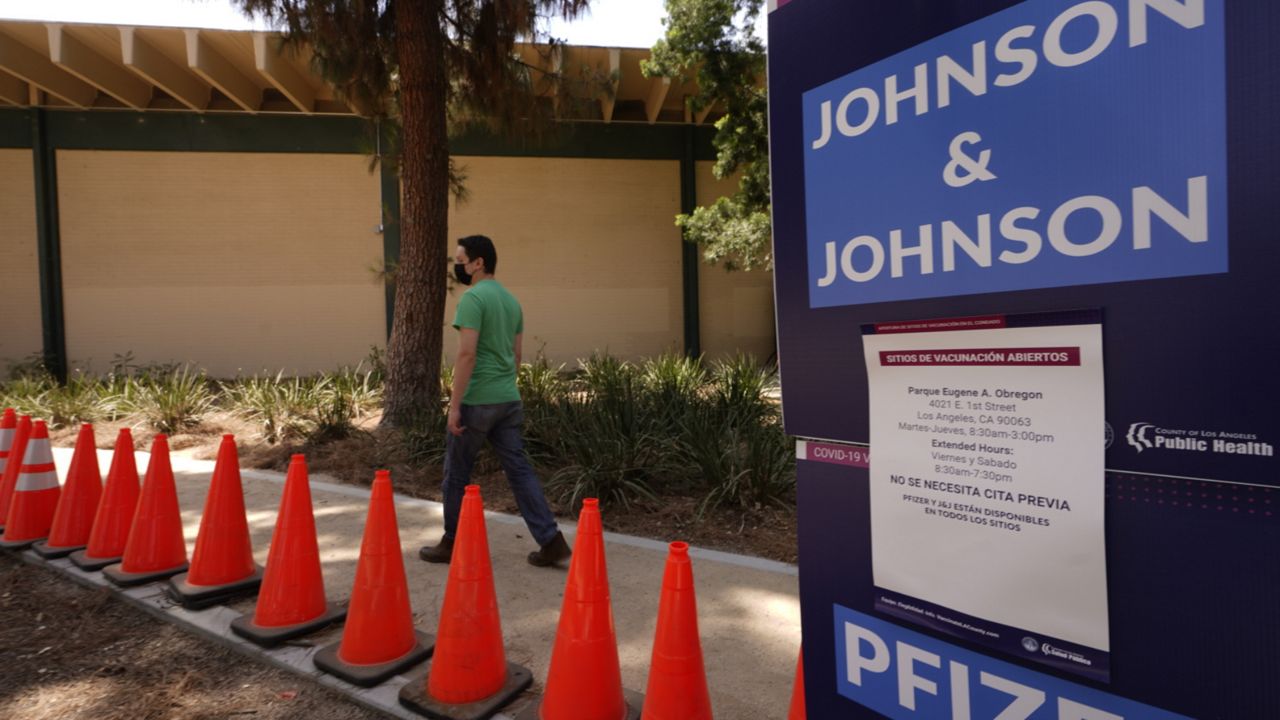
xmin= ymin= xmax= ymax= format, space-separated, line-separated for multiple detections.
xmin=314 ymin=630 xmax=434 ymax=688
xmin=398 ymin=661 xmax=533 ymax=720
xmin=230 ymin=602 xmax=347 ymax=647
xmin=32 ymin=540 xmax=85 ymax=559
xmin=513 ymin=689 xmax=643 ymax=720
xmin=103 ymin=561 xmax=189 ymax=587
xmin=0 ymin=535 xmax=46 ymax=551
xmin=68 ymin=549 xmax=123 ymax=572
xmin=167 ymin=566 xmax=264 ymax=610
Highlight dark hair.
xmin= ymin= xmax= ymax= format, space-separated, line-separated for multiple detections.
xmin=458 ymin=235 xmax=497 ymax=274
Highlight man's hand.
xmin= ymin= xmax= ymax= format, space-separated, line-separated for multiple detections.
xmin=448 ymin=406 xmax=465 ymax=436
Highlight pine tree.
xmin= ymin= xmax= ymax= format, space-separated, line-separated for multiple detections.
xmin=234 ymin=0 xmax=590 ymax=426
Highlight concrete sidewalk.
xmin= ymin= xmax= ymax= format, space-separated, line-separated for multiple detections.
xmin=38 ymin=445 xmax=801 ymax=719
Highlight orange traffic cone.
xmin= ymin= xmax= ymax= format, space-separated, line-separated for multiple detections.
xmin=168 ymin=435 xmax=262 ymax=608
xmin=0 ymin=408 xmax=15 ymax=480
xmin=104 ymin=435 xmax=189 ymax=586
xmin=517 ymin=498 xmax=643 ymax=720
xmin=34 ymin=424 xmax=103 ymax=558
xmin=641 ymin=541 xmax=712 ymax=720
xmin=1 ymin=421 xmax=62 ymax=549
xmin=400 ymin=485 xmax=532 ymax=719
xmin=315 ymin=470 xmax=432 ymax=687
xmin=0 ymin=414 xmax=32 ymax=533
xmin=231 ymin=454 xmax=345 ymax=646
xmin=0 ymin=409 xmax=15 ymax=530
xmin=70 ymin=428 xmax=141 ymax=571
xmin=788 ymin=647 xmax=806 ymax=720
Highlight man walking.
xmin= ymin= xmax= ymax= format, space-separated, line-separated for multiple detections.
xmin=419 ymin=235 xmax=571 ymax=567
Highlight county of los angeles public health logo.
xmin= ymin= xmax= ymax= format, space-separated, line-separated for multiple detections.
xmin=1127 ymin=423 xmax=1155 ymax=452
xmin=1021 ymin=637 xmax=1040 ymax=653
xmin=1126 ymin=422 xmax=1274 ymax=457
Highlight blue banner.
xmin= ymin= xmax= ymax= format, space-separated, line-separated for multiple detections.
xmin=833 ymin=605 xmax=1188 ymax=719
xmin=802 ymin=0 xmax=1226 ymax=307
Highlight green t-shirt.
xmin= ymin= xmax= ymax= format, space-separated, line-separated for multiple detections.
xmin=453 ymin=279 xmax=523 ymax=406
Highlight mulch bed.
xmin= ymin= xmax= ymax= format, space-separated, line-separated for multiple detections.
xmin=0 ymin=557 xmax=382 ymax=720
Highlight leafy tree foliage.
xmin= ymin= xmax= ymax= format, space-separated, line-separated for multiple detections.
xmin=645 ymin=0 xmax=771 ymax=271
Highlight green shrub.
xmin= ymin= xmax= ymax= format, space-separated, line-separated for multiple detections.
xmin=519 ymin=356 xmax=567 ymax=410
xmin=1 ymin=367 xmax=127 ymax=428
xmin=711 ymin=353 xmax=776 ymax=425
xmin=634 ymin=353 xmax=793 ymax=508
xmin=439 ymin=363 xmax=455 ymax=405
xmin=225 ymin=372 xmax=317 ymax=443
xmin=364 ymin=345 xmax=387 ymax=385
xmin=518 ymin=356 xmax=568 ymax=459
xmin=45 ymin=373 xmax=120 ymax=427
xmin=308 ymin=376 xmax=355 ymax=442
xmin=638 ymin=352 xmax=707 ymax=428
xmin=545 ymin=375 xmax=661 ymax=512
xmin=400 ymin=407 xmax=449 ymax=466
xmin=332 ymin=363 xmax=382 ymax=417
xmin=698 ymin=419 xmax=795 ymax=513
xmin=312 ymin=364 xmax=382 ymax=441
xmin=127 ymin=366 xmax=216 ymax=433
xmin=1 ymin=348 xmax=794 ymax=515
xmin=579 ymin=352 xmax=638 ymax=406
xmin=1 ymin=371 xmax=57 ymax=420
xmin=226 ymin=364 xmax=380 ymax=444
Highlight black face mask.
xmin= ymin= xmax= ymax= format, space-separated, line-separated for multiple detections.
xmin=453 ymin=262 xmax=472 ymax=286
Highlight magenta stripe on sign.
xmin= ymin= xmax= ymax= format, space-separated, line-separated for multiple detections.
xmin=802 ymin=442 xmax=869 ymax=468
xmin=879 ymin=346 xmax=1081 ymax=367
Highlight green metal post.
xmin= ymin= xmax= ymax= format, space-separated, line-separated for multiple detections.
xmin=31 ymin=109 xmax=66 ymax=381
xmin=680 ymin=124 xmax=701 ymax=358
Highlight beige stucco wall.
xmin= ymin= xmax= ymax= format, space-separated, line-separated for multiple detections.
xmin=444 ymin=155 xmax=684 ymax=366
xmin=0 ymin=149 xmax=43 ymax=371
xmin=57 ymin=150 xmax=384 ymax=377
xmin=694 ymin=161 xmax=776 ymax=360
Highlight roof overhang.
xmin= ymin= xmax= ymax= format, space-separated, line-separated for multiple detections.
xmin=0 ymin=20 xmax=718 ymax=124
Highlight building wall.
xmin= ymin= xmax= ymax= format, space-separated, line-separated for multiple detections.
xmin=443 ymin=155 xmax=684 ymax=366
xmin=694 ymin=161 xmax=776 ymax=361
xmin=0 ymin=148 xmax=43 ymax=369
xmin=56 ymin=150 xmax=384 ymax=377
xmin=21 ymin=144 xmax=770 ymax=378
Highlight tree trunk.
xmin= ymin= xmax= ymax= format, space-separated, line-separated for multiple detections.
xmin=383 ymin=0 xmax=450 ymax=427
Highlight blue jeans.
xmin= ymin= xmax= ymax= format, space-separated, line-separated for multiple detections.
xmin=442 ymin=401 xmax=559 ymax=547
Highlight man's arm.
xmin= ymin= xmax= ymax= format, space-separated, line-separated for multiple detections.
xmin=514 ymin=332 xmax=523 ymax=369
xmin=449 ymin=328 xmax=479 ymax=436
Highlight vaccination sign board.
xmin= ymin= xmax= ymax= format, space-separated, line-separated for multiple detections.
xmin=768 ymin=0 xmax=1280 ymax=718
xmin=863 ymin=312 xmax=1109 ymax=681
xmin=801 ymin=0 xmax=1227 ymax=308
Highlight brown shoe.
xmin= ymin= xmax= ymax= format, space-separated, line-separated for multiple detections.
xmin=527 ymin=531 xmax=571 ymax=567
xmin=419 ymin=536 xmax=453 ymax=564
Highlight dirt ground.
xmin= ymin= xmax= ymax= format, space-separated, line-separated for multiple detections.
xmin=0 ymin=557 xmax=381 ymax=720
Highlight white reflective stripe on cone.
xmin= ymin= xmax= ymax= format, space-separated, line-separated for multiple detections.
xmin=0 ymin=428 xmax=12 ymax=449
xmin=16 ymin=470 xmax=58 ymax=492
xmin=22 ymin=439 xmax=53 ymax=466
